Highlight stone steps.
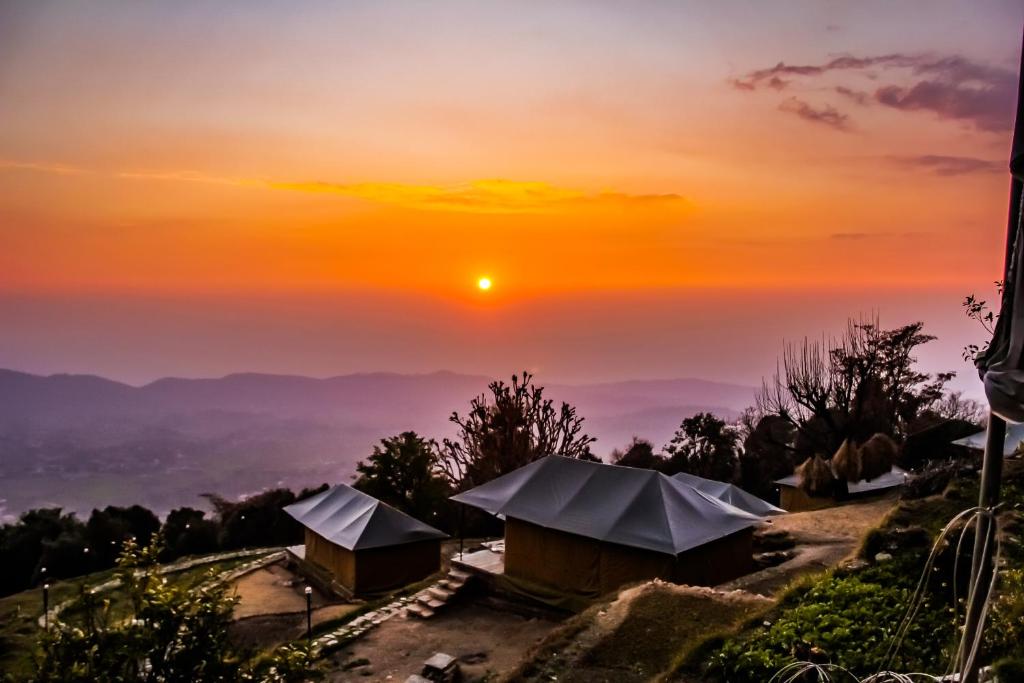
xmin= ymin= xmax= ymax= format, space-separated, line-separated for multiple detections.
xmin=405 ymin=567 xmax=474 ymax=620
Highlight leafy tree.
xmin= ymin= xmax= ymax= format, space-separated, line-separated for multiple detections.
xmin=440 ymin=371 xmax=597 ymax=489
xmin=962 ymin=282 xmax=1001 ymax=362
xmin=353 ymin=431 xmax=452 ymax=528
xmin=738 ymin=412 xmax=798 ymax=499
xmin=160 ymin=507 xmax=220 ymax=562
xmin=610 ymin=437 xmax=665 ymax=470
xmin=0 ymin=508 xmax=87 ymax=596
xmin=205 ymin=487 xmax=325 ymax=550
xmin=85 ymin=505 xmax=161 ymax=568
xmin=661 ymin=412 xmax=740 ymax=481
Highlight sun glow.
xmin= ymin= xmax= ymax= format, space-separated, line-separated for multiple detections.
xmin=477 ymin=277 xmax=492 ymax=291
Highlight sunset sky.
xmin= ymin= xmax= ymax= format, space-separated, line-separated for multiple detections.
xmin=2 ymin=1 xmax=1023 ymax=394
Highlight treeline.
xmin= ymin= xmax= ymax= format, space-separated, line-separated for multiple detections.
xmin=351 ymin=319 xmax=985 ymax=526
xmin=0 ymin=485 xmax=327 ymax=598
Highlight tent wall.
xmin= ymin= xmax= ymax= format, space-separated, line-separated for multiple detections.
xmin=505 ymin=517 xmax=606 ymax=594
xmin=672 ymin=528 xmax=754 ymax=586
xmin=779 ymin=484 xmax=899 ymax=512
xmin=305 ymin=527 xmax=357 ymax=591
xmin=353 ymin=539 xmax=442 ymax=594
xmin=304 ymin=528 xmax=441 ymax=595
xmin=779 ymin=485 xmax=835 ymax=512
xmin=504 ymin=518 xmax=752 ymax=597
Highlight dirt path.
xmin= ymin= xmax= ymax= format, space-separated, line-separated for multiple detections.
xmin=722 ymin=495 xmax=896 ymax=596
xmin=322 ymin=602 xmax=560 ymax=682
xmin=232 ymin=561 xmax=349 ymax=619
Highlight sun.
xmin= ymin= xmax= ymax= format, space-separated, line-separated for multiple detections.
xmin=477 ymin=276 xmax=492 ymax=291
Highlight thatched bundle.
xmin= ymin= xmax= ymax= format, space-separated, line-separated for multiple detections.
xmin=796 ymin=455 xmax=836 ymax=495
xmin=830 ymin=438 xmax=862 ymax=483
xmin=859 ymin=433 xmax=898 ymax=481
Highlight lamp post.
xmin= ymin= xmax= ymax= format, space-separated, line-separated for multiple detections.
xmin=304 ymin=586 xmax=312 ymax=643
xmin=42 ymin=583 xmax=49 ymax=631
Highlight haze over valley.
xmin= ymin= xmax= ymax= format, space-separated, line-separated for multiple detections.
xmin=0 ymin=368 xmax=754 ymax=520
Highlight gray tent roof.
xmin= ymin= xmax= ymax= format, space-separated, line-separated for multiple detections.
xmin=774 ymin=466 xmax=910 ymax=495
xmin=284 ymin=484 xmax=447 ymax=551
xmin=450 ymin=456 xmax=760 ymax=556
xmin=671 ymin=472 xmax=785 ymax=517
xmin=952 ymin=423 xmax=1024 ymax=456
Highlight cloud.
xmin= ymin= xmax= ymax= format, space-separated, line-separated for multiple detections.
xmin=263 ymin=178 xmax=686 ymax=213
xmin=778 ymin=97 xmax=850 ymax=130
xmin=828 ymin=231 xmax=920 ymax=240
xmin=834 ymin=86 xmax=870 ymax=105
xmin=733 ymin=53 xmax=1016 ymax=133
xmin=732 ymin=54 xmax=917 ymax=90
xmin=890 ymin=154 xmax=1004 ymax=176
xmin=0 ymin=161 xmax=687 ymax=214
xmin=0 ymin=159 xmax=86 ymax=175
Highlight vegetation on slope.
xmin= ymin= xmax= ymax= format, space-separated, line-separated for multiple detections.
xmin=0 ymin=551 xmax=258 ymax=680
xmin=684 ymin=464 xmax=1024 ymax=681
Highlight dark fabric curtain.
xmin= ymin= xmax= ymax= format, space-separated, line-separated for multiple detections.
xmin=976 ymin=39 xmax=1024 ymax=422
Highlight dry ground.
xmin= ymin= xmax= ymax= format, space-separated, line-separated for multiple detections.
xmin=229 ymin=560 xmax=360 ymax=651
xmin=504 ymin=581 xmax=771 ymax=683
xmin=723 ymin=494 xmax=896 ymax=596
xmin=323 ymin=603 xmax=561 ymax=682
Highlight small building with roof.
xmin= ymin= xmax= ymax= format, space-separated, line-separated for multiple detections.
xmin=283 ymin=484 xmax=447 ymax=596
xmin=773 ymin=466 xmax=909 ymax=512
xmin=451 ymin=456 xmax=760 ymax=598
xmin=671 ymin=471 xmax=785 ymax=517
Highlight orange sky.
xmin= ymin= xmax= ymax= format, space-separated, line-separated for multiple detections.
xmin=1 ymin=1 xmax=1023 ymax=390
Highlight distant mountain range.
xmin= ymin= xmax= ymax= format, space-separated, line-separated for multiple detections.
xmin=0 ymin=369 xmax=755 ymax=520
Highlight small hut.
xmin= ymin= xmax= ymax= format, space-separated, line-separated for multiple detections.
xmin=284 ymin=484 xmax=447 ymax=596
xmin=774 ymin=466 xmax=909 ymax=512
xmin=451 ymin=457 xmax=760 ymax=598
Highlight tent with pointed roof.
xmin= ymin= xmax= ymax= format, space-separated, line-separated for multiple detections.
xmin=284 ymin=484 xmax=447 ymax=595
xmin=451 ymin=456 xmax=761 ymax=596
xmin=672 ymin=472 xmax=785 ymax=517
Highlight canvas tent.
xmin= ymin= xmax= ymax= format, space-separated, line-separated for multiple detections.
xmin=451 ymin=456 xmax=760 ymax=596
xmin=284 ymin=484 xmax=447 ymax=595
xmin=773 ymin=466 xmax=909 ymax=512
xmin=672 ymin=472 xmax=784 ymax=517
xmin=952 ymin=423 xmax=1024 ymax=457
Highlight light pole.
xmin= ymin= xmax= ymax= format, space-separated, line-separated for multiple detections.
xmin=42 ymin=583 xmax=49 ymax=631
xmin=304 ymin=586 xmax=313 ymax=643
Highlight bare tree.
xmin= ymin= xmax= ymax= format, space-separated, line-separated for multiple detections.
xmin=440 ymin=371 xmax=596 ymax=489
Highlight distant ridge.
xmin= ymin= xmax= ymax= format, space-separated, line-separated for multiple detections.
xmin=0 ymin=368 xmax=754 ymax=426
xmin=0 ymin=368 xmax=755 ymax=519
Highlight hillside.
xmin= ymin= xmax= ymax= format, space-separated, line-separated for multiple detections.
xmin=0 ymin=370 xmax=754 ymax=520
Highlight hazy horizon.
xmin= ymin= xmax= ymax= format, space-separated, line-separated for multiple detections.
xmin=0 ymin=285 xmax=994 ymax=401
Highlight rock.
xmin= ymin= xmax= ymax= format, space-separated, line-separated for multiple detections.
xmin=875 ymin=552 xmax=893 ymax=563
